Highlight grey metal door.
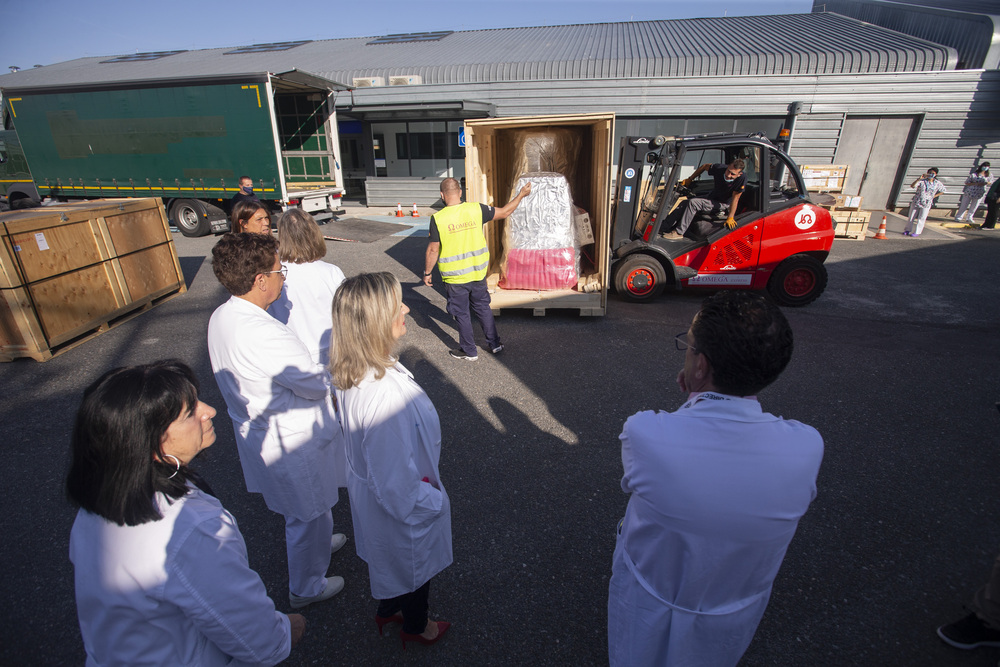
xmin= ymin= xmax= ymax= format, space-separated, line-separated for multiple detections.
xmin=834 ymin=116 xmax=916 ymax=209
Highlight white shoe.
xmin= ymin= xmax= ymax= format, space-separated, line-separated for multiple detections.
xmin=331 ymin=533 xmax=347 ymax=554
xmin=289 ymin=576 xmax=344 ymax=609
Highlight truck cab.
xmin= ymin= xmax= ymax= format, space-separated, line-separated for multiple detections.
xmin=610 ymin=133 xmax=834 ymax=306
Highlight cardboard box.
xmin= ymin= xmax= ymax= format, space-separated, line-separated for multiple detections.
xmin=830 ymin=194 xmax=864 ymax=210
xmin=464 ymin=114 xmax=614 ymax=316
xmin=0 ymin=198 xmax=186 ymax=361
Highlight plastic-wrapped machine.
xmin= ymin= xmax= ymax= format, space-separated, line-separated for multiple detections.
xmin=499 ymin=172 xmax=579 ymax=290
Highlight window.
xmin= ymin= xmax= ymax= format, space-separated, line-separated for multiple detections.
xmin=224 ymin=41 xmax=310 ymax=55
xmin=367 ymin=31 xmax=453 ymax=45
xmin=100 ymin=51 xmax=187 ymax=63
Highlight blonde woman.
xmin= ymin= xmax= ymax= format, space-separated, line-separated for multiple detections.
xmin=268 ymin=209 xmax=345 ymax=366
xmin=330 ymin=272 xmax=453 ymax=649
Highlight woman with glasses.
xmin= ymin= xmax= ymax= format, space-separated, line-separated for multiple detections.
xmin=268 ymin=209 xmax=346 ymax=366
xmin=207 ymin=232 xmax=348 ymax=611
xmin=67 ymin=359 xmax=305 ymax=665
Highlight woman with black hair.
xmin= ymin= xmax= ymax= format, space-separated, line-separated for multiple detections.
xmin=67 ymin=359 xmax=304 ymax=666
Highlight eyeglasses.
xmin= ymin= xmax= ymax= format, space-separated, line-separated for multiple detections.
xmin=675 ymin=332 xmax=710 ymax=363
xmin=261 ymin=265 xmax=287 ymax=279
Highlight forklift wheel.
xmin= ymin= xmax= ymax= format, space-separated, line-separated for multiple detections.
xmin=766 ymin=254 xmax=828 ymax=307
xmin=615 ymin=255 xmax=666 ymax=302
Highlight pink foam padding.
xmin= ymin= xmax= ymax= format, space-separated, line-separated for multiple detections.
xmin=499 ymin=248 xmax=578 ymax=290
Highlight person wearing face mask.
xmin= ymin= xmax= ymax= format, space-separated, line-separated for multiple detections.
xmin=231 ymin=175 xmax=261 ymax=211
xmin=955 ymin=163 xmax=993 ymax=223
xmin=662 ymin=159 xmax=746 ymax=240
xmin=904 ymin=167 xmax=946 ymax=237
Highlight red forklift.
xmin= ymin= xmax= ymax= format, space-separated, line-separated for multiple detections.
xmin=609 ymin=132 xmax=834 ymax=306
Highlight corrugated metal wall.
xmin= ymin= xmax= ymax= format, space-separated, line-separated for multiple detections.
xmin=339 ymin=69 xmax=1000 ymax=210
xmin=816 ymin=1 xmax=1000 ymax=69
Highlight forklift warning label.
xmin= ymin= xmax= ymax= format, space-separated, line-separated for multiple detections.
xmin=623 ymin=186 xmax=632 ymax=203
xmin=687 ymin=273 xmax=753 ymax=286
xmin=794 ymin=207 xmax=817 ymax=230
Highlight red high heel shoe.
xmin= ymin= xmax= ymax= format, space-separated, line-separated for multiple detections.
xmin=375 ymin=612 xmax=404 ymax=636
xmin=400 ymin=620 xmax=450 ymax=649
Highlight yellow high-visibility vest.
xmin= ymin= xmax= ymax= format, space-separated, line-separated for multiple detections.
xmin=434 ymin=202 xmax=489 ymax=284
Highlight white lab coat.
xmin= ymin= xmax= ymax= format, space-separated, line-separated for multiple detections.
xmin=608 ymin=392 xmax=824 ymax=667
xmin=268 ymin=260 xmax=345 ymax=366
xmin=340 ymin=362 xmax=453 ymax=599
xmin=207 ymin=296 xmax=344 ymax=520
xmin=69 ymin=486 xmax=290 ymax=667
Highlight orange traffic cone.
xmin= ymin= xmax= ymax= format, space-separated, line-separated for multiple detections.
xmin=411 ymin=203 xmax=420 ymax=217
xmin=395 ymin=203 xmax=404 ymax=217
xmin=874 ymin=215 xmax=887 ymax=240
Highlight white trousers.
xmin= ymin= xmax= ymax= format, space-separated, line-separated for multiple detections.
xmin=905 ymin=203 xmax=931 ymax=235
xmin=956 ymin=193 xmax=986 ymax=221
xmin=285 ymin=510 xmax=333 ymax=597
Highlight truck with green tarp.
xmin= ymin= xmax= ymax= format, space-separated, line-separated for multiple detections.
xmin=0 ymin=70 xmax=347 ymax=236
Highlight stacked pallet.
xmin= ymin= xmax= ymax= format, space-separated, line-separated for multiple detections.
xmin=800 ymin=165 xmax=868 ymax=241
xmin=0 ymin=198 xmax=186 ymax=361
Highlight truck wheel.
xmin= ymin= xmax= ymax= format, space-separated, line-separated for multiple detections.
xmin=615 ymin=255 xmax=666 ymax=302
xmin=170 ymin=199 xmax=211 ymax=237
xmin=767 ymin=254 xmax=828 ymax=307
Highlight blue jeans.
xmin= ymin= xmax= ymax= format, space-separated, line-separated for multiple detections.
xmin=445 ymin=279 xmax=501 ymax=356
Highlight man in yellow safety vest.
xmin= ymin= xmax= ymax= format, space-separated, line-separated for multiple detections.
xmin=423 ymin=177 xmax=532 ymax=361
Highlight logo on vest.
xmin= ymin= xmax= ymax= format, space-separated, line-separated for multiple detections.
xmin=447 ymin=221 xmax=478 ymax=233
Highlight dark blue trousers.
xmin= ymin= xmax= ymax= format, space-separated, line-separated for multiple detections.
xmin=445 ymin=279 xmax=501 ymax=356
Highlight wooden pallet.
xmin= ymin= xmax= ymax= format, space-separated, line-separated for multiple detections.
xmin=832 ymin=210 xmax=870 ymax=241
xmin=0 ymin=198 xmax=187 ymax=361
xmin=0 ymin=285 xmax=184 ymax=362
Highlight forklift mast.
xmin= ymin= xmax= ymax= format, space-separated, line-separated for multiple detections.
xmin=611 ymin=136 xmax=678 ymax=251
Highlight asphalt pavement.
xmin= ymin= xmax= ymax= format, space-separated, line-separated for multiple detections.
xmin=1 ymin=209 xmax=999 ymax=666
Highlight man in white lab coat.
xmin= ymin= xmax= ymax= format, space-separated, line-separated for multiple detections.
xmin=208 ymin=233 xmax=348 ymax=609
xmin=608 ymin=291 xmax=824 ymax=667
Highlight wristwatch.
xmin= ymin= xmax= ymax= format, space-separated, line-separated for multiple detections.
xmin=423 ymin=271 xmax=432 ymax=277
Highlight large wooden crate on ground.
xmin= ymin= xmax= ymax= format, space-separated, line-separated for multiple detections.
xmin=801 ymin=165 xmax=849 ymax=193
xmin=464 ymin=113 xmax=614 ymax=316
xmin=0 ymin=198 xmax=186 ymax=361
xmin=831 ymin=210 xmax=871 ymax=241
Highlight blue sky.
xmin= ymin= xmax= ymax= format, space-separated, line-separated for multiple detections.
xmin=4 ymin=0 xmax=813 ymax=71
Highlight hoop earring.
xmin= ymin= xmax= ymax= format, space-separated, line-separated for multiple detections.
xmin=163 ymin=454 xmax=181 ymax=479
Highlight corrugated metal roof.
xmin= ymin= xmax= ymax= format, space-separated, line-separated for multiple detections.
xmin=814 ymin=0 xmax=1000 ymax=69
xmin=0 ymin=13 xmax=954 ymax=92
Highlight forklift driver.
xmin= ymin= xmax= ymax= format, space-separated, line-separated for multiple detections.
xmin=661 ymin=159 xmax=746 ymax=240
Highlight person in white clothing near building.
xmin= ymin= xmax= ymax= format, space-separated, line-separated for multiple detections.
xmin=268 ymin=209 xmax=346 ymax=367
xmin=67 ymin=360 xmax=305 ymax=666
xmin=955 ymin=162 xmax=993 ymax=222
xmin=608 ymin=291 xmax=824 ymax=667
xmin=904 ymin=167 xmax=946 ymax=237
xmin=330 ymin=272 xmax=453 ymax=649
xmin=208 ymin=232 xmax=348 ymax=610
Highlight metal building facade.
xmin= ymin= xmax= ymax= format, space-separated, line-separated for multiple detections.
xmin=1 ymin=8 xmax=997 ymax=212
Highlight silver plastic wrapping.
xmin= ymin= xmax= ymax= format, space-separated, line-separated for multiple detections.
xmin=507 ymin=172 xmax=574 ymax=250
xmin=500 ymin=172 xmax=580 ymax=290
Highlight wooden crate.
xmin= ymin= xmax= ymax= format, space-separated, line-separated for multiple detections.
xmin=464 ymin=113 xmax=614 ymax=316
xmin=0 ymin=198 xmax=186 ymax=361
xmin=801 ymin=165 xmax=849 ymax=193
xmin=832 ymin=210 xmax=871 ymax=241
